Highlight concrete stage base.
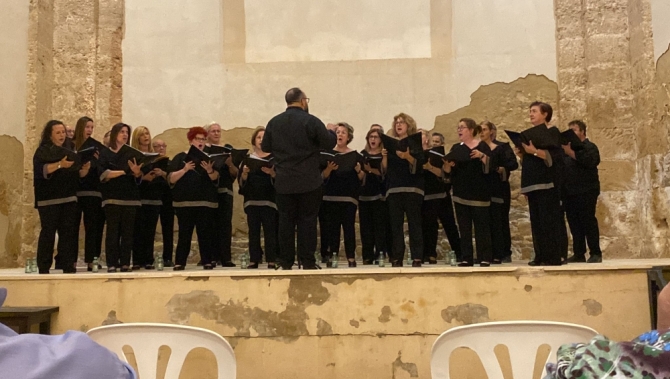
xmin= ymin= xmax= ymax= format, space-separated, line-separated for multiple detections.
xmin=0 ymin=259 xmax=667 ymax=379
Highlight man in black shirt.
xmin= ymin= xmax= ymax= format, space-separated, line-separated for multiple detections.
xmin=262 ymin=88 xmax=337 ymax=269
xmin=562 ymin=120 xmax=602 ymax=263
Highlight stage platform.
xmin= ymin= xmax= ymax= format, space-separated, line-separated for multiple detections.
xmin=0 ymin=259 xmax=668 ymax=379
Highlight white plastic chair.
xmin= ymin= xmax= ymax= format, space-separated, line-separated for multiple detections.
xmin=430 ymin=321 xmax=598 ymax=379
xmin=87 ymin=323 xmax=236 ymax=379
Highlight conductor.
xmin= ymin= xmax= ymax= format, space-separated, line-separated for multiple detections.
xmin=262 ymin=88 xmax=337 ymax=269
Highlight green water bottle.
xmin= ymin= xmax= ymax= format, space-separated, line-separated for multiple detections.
xmin=331 ymin=252 xmax=338 ymax=268
xmin=92 ymin=257 xmax=99 ymax=273
xmin=156 ymin=256 xmax=164 ymax=271
xmin=378 ymin=253 xmax=385 ymax=268
xmin=25 ymin=258 xmax=31 ymax=274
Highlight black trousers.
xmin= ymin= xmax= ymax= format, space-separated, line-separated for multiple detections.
xmin=37 ymin=202 xmax=79 ymax=272
xmin=104 ymin=205 xmax=137 ymax=268
xmin=527 ymin=188 xmax=562 ymax=265
xmin=564 ymin=190 xmax=602 ymax=257
xmin=422 ymin=196 xmax=461 ymax=261
xmin=77 ymin=196 xmax=105 ymax=263
xmin=359 ymin=200 xmax=388 ymax=262
xmin=558 ymin=204 xmax=569 ymax=261
xmin=387 ymin=192 xmax=423 ymax=263
xmin=489 ymin=202 xmax=506 ymax=261
xmin=246 ymin=206 xmax=278 ymax=264
xmin=216 ymin=193 xmax=234 ymax=263
xmin=159 ymin=202 xmax=175 ymax=262
xmin=174 ymin=206 xmax=216 ymax=266
xmin=319 ymin=201 xmax=357 ymax=260
xmin=454 ymin=203 xmax=492 ymax=264
xmin=132 ymin=204 xmax=161 ymax=266
xmin=501 ymin=185 xmax=513 ymax=258
xmin=276 ymin=187 xmax=322 ymax=268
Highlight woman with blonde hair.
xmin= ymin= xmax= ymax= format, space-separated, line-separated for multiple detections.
xmin=382 ymin=113 xmax=425 ymax=267
xmin=129 ymin=126 xmax=164 ymax=269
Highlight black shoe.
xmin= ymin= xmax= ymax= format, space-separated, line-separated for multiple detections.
xmin=502 ymin=256 xmax=512 ymax=263
xmin=479 ymin=261 xmax=490 ymax=267
xmin=164 ymin=260 xmax=175 ymax=268
xmin=221 ymin=261 xmax=236 ymax=268
xmin=247 ymin=262 xmax=259 ymax=269
xmin=391 ymin=260 xmax=403 ymax=267
xmin=587 ymin=255 xmax=602 ymax=263
xmin=302 ymin=264 xmax=320 ymax=270
xmin=348 ymin=260 xmax=357 ymax=268
xmin=203 ymin=264 xmax=213 ymax=270
xmin=362 ymin=260 xmax=374 ymax=265
xmin=196 ymin=260 xmax=203 ymax=266
xmin=492 ymin=259 xmax=502 ymax=265
xmin=429 ymin=258 xmax=438 ymax=265
xmin=63 ymin=267 xmax=77 ymax=274
xmin=457 ymin=262 xmax=473 ymax=267
xmin=412 ymin=260 xmax=422 ymax=268
xmin=567 ymin=255 xmax=586 ymax=263
xmin=120 ymin=266 xmax=132 ymax=272
xmin=107 ymin=267 xmax=117 ymax=273
xmin=528 ymin=260 xmax=542 ymax=266
xmin=267 ymin=263 xmax=276 ymax=270
xmin=144 ymin=264 xmax=155 ymax=270
xmin=173 ymin=265 xmax=185 ymax=271
xmin=131 ymin=265 xmax=140 ymax=271
xmin=39 ymin=269 xmax=49 ymax=274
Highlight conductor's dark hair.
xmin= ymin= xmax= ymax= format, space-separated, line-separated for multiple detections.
xmin=530 ymin=101 xmax=553 ymax=122
xmin=285 ymin=87 xmax=305 ymax=104
xmin=569 ymin=120 xmax=588 ymax=135
xmin=74 ymin=116 xmax=94 ymax=150
xmin=109 ymin=122 xmax=132 ymax=150
xmin=40 ymin=120 xmax=65 ymax=146
xmin=459 ymin=118 xmax=481 ymax=137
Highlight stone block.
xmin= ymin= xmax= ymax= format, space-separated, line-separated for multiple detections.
xmin=598 ymin=160 xmax=638 ymax=191
xmin=584 ymin=34 xmax=630 ymax=65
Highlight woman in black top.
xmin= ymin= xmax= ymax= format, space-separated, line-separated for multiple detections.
xmin=33 ymin=120 xmax=92 ymax=274
xmin=443 ymin=118 xmax=492 ymax=267
xmin=239 ymin=127 xmax=278 ymax=269
xmin=359 ymin=128 xmax=387 ymax=264
xmin=319 ymin=123 xmax=365 ymax=267
xmin=480 ymin=121 xmax=518 ymax=264
xmin=73 ymin=116 xmax=105 ymax=271
xmin=168 ymin=126 xmax=220 ymax=270
xmin=130 ymin=126 xmax=165 ymax=270
xmin=382 ymin=113 xmax=425 ymax=267
xmin=98 ymin=123 xmax=143 ymax=272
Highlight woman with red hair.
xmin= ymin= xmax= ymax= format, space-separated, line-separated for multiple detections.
xmin=167 ymin=126 xmax=220 ymax=270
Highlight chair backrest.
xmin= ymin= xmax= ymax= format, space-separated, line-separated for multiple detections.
xmin=430 ymin=321 xmax=598 ymax=379
xmin=87 ymin=323 xmax=236 ymax=379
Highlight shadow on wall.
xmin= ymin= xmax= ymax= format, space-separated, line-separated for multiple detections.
xmin=0 ymin=136 xmax=24 ymax=267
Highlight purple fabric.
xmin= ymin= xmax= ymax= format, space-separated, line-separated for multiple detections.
xmin=0 ymin=288 xmax=136 ymax=379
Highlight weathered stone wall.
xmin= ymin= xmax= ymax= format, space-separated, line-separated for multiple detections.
xmin=5 ymin=0 xmax=670 ymax=265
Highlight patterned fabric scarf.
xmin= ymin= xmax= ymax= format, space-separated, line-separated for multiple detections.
xmin=544 ymin=329 xmax=670 ymax=379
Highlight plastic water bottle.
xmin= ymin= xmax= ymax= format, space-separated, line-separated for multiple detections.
xmin=156 ymin=256 xmax=164 ymax=271
xmin=332 ymin=252 xmax=338 ymax=268
xmin=241 ymin=254 xmax=248 ymax=269
xmin=407 ymin=255 xmax=412 ymax=265
xmin=30 ymin=258 xmax=37 ymax=273
xmin=378 ymin=253 xmax=385 ymax=267
xmin=449 ymin=251 xmax=457 ymax=266
xmin=92 ymin=257 xmax=99 ymax=273
xmin=25 ymin=258 xmax=31 ymax=274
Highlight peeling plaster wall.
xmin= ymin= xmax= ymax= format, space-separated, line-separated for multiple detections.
xmin=0 ymin=270 xmax=651 ymax=378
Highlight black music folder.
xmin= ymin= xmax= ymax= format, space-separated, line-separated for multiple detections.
xmin=425 ymin=146 xmax=445 ymax=167
xmin=207 ymin=145 xmax=249 ymax=167
xmin=380 ymin=132 xmax=423 ymax=156
xmin=320 ymin=150 xmax=359 ymax=172
xmin=361 ymin=153 xmax=383 ymax=170
xmin=560 ymin=129 xmax=584 ymax=150
xmin=444 ymin=144 xmax=473 ymax=163
xmin=243 ymin=155 xmax=274 ymax=172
